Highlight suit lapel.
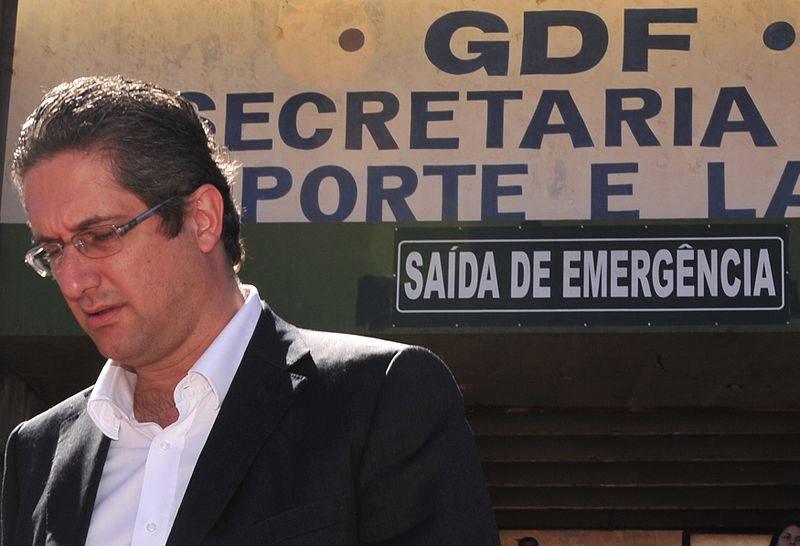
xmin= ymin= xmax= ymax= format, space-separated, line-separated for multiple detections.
xmin=167 ymin=307 xmax=310 ymax=546
xmin=45 ymin=408 xmax=109 ymax=545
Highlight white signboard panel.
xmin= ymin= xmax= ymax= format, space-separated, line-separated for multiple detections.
xmin=2 ymin=0 xmax=799 ymax=223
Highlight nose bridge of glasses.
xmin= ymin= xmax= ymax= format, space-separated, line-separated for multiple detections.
xmin=72 ymin=235 xmax=87 ymax=252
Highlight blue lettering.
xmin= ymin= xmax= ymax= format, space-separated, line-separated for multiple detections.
xmin=606 ymin=88 xmax=661 ymax=146
xmin=241 ymin=166 xmax=291 ymax=222
xmin=674 ymin=87 xmax=693 ymax=146
xmin=520 ymin=90 xmax=593 ymax=149
xmin=707 ymin=162 xmax=756 ymax=218
xmin=701 ymin=87 xmax=777 ymax=147
xmin=279 ymin=92 xmax=335 ymax=150
xmin=180 ymin=91 xmax=217 ymax=133
xmin=425 ymin=11 xmax=509 ymax=76
xmin=521 ymin=11 xmax=608 ymax=74
xmin=481 ymin=164 xmax=526 ymax=220
xmin=623 ymin=8 xmax=697 ymax=71
xmin=766 ymin=162 xmax=800 ymax=217
xmin=366 ymin=166 xmax=418 ymax=221
xmin=591 ymin=163 xmax=639 ymax=219
xmin=410 ymin=91 xmax=460 ymax=149
xmin=423 ymin=164 xmax=477 ymax=220
xmin=300 ymin=166 xmax=357 ymax=222
xmin=225 ymin=93 xmax=273 ymax=151
xmin=466 ymin=90 xmax=523 ymax=148
xmin=346 ymin=92 xmax=400 ymax=150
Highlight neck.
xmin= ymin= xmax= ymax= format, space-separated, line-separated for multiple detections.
xmin=134 ymin=384 xmax=180 ymax=427
xmin=131 ymin=276 xmax=246 ymax=427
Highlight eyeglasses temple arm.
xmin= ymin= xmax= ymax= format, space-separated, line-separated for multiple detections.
xmin=116 ymin=195 xmax=180 ymax=236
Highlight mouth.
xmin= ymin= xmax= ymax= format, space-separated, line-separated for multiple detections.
xmin=83 ymin=305 xmax=123 ymax=329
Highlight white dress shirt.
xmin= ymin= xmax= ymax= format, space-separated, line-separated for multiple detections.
xmin=84 ymin=284 xmax=263 ymax=546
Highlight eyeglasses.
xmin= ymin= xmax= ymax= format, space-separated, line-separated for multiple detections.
xmin=25 ymin=195 xmax=180 ymax=278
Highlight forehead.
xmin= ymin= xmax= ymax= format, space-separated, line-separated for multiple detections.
xmin=23 ymin=149 xmax=144 ymax=235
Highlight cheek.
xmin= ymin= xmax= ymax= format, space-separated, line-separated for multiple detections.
xmin=129 ymin=236 xmax=182 ymax=276
xmin=115 ymin=230 xmax=202 ymax=300
xmin=135 ymin=242 xmax=200 ymax=297
xmin=63 ymin=298 xmax=86 ymax=323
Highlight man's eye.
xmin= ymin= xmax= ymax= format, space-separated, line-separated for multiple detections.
xmin=79 ymin=228 xmax=118 ymax=250
xmin=89 ymin=229 xmax=117 ymax=242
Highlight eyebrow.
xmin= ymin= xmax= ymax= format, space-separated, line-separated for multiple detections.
xmin=32 ymin=214 xmax=125 ymax=244
xmin=74 ymin=214 xmax=123 ymax=232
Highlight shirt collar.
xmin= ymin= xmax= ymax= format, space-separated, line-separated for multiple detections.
xmin=87 ymin=364 xmax=136 ymax=439
xmin=87 ymin=284 xmax=263 ymax=439
xmin=186 ymin=284 xmax=262 ymax=407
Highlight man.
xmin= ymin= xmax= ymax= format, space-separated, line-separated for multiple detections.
xmin=1 ymin=76 xmax=500 ymax=545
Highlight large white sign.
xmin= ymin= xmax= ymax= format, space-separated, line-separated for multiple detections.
xmin=3 ymin=0 xmax=799 ymax=223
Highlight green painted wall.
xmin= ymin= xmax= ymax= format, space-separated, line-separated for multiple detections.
xmin=3 ymin=219 xmax=800 ymax=337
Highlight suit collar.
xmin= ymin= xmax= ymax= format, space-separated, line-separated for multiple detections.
xmin=167 ymin=305 xmax=311 ymax=545
xmin=247 ymin=301 xmax=312 ymax=370
xmin=45 ymin=398 xmax=110 ymax=545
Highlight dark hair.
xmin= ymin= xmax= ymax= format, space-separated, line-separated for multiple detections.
xmin=12 ymin=75 xmax=244 ymax=270
xmin=771 ymin=521 xmax=800 ymax=546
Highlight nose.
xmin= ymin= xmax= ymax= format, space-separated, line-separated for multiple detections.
xmin=53 ymin=244 xmax=102 ymax=298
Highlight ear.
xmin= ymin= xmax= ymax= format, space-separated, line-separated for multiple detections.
xmin=188 ymin=184 xmax=225 ymax=255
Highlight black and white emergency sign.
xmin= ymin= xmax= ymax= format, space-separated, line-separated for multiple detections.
xmin=394 ymin=224 xmax=788 ymax=326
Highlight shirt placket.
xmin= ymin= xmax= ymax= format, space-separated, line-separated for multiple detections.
xmin=130 ymin=380 xmax=209 ymax=546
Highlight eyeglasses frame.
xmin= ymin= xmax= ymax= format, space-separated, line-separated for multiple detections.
xmin=24 ymin=195 xmax=181 ymax=278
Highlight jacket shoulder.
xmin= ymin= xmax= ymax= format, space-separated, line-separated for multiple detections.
xmin=11 ymin=386 xmax=93 ymax=443
xmin=297 ymin=329 xmax=407 ymax=361
xmin=291 ymin=328 xmax=460 ymax=407
xmin=295 ymin=329 xmax=451 ymax=379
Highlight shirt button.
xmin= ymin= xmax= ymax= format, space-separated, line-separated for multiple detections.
xmin=146 ymin=522 xmax=157 ymax=533
xmin=160 ymin=441 xmax=170 ymax=451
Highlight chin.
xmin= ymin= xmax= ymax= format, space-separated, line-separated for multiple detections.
xmin=89 ymin=336 xmax=129 ymax=362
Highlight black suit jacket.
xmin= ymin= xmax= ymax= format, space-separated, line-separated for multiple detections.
xmin=1 ymin=306 xmax=499 ymax=545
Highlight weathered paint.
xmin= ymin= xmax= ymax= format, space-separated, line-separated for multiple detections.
xmin=2 ymin=0 xmax=799 ymax=223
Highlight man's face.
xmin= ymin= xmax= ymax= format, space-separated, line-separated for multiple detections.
xmin=24 ymin=149 xmax=205 ymax=370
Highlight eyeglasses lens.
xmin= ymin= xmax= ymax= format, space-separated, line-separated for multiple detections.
xmin=77 ymin=226 xmax=122 ymax=258
xmin=26 ymin=226 xmax=123 ymax=278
